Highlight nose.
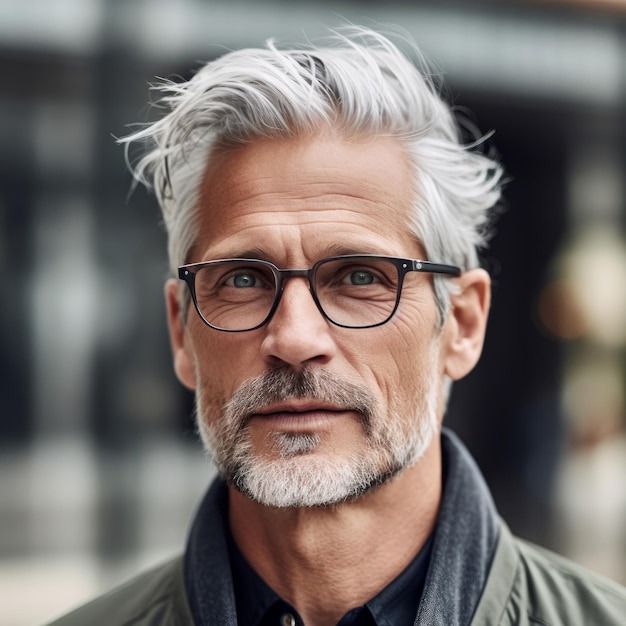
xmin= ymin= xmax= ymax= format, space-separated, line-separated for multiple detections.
xmin=260 ymin=277 xmax=337 ymax=370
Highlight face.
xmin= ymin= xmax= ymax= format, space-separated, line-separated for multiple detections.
xmin=167 ymin=132 xmax=482 ymax=508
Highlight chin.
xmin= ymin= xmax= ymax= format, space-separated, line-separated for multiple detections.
xmin=223 ymin=436 xmax=426 ymax=508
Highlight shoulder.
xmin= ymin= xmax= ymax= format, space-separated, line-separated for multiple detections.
xmin=473 ymin=522 xmax=626 ymax=626
xmin=514 ymin=537 xmax=626 ymax=625
xmin=44 ymin=556 xmax=193 ymax=626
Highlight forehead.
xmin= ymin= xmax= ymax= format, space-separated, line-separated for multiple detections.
xmin=194 ymin=132 xmax=421 ymax=262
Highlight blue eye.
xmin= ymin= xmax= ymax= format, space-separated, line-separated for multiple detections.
xmin=228 ymin=272 xmax=260 ymax=288
xmin=343 ymin=270 xmax=377 ymax=286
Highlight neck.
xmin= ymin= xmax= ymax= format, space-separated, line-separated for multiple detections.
xmin=228 ymin=439 xmax=442 ymax=626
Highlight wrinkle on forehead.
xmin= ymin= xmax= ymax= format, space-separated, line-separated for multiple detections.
xmin=200 ymin=132 xmax=413 ymax=209
xmin=192 ymin=133 xmax=420 ymax=264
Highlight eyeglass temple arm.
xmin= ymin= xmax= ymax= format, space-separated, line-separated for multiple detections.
xmin=412 ymin=260 xmax=461 ymax=276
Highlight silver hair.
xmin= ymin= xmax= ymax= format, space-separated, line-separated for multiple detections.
xmin=120 ymin=26 xmax=503 ymax=322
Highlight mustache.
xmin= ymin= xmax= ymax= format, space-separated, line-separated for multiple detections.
xmin=223 ymin=367 xmax=376 ymax=429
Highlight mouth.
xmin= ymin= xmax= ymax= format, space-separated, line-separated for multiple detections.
xmin=250 ymin=402 xmax=352 ymax=429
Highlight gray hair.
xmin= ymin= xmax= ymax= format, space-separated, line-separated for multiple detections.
xmin=120 ymin=26 xmax=503 ymax=323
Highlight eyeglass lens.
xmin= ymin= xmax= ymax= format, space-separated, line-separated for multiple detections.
xmin=192 ymin=257 xmax=401 ymax=330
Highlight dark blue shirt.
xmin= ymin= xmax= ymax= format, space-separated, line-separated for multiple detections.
xmin=228 ymin=527 xmax=433 ymax=626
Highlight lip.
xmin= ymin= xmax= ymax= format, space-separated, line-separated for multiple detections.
xmin=250 ymin=402 xmax=351 ymax=429
xmin=255 ymin=401 xmax=347 ymax=416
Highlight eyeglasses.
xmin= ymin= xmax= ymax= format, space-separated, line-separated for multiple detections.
xmin=178 ymin=254 xmax=461 ymax=332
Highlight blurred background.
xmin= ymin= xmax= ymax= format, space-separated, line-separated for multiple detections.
xmin=1 ymin=0 xmax=625 ymax=623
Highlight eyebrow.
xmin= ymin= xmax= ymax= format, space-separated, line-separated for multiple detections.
xmin=203 ymin=244 xmax=395 ymax=264
xmin=207 ymin=247 xmax=270 ymax=261
xmin=320 ymin=243 xmax=387 ymax=257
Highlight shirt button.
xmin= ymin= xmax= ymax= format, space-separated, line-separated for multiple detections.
xmin=280 ymin=613 xmax=296 ymax=626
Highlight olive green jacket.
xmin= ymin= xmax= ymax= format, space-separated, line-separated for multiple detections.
xmin=46 ymin=520 xmax=626 ymax=626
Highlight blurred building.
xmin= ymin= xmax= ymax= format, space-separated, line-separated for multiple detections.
xmin=1 ymin=1 xmax=625 ymax=624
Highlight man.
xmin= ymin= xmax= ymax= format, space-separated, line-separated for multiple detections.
xmin=49 ymin=27 xmax=625 ymax=626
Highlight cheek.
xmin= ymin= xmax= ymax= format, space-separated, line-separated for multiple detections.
xmin=344 ymin=312 xmax=440 ymax=411
xmin=190 ymin=328 xmax=265 ymax=413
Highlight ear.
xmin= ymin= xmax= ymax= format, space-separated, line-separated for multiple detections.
xmin=165 ymin=279 xmax=197 ymax=390
xmin=442 ymin=268 xmax=491 ymax=381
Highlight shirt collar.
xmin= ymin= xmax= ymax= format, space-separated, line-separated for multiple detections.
xmin=228 ymin=517 xmax=433 ymax=626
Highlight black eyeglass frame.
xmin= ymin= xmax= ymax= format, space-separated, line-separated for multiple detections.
xmin=178 ymin=254 xmax=461 ymax=332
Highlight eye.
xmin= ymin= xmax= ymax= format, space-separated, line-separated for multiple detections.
xmin=225 ymin=271 xmax=264 ymax=288
xmin=341 ymin=269 xmax=379 ymax=286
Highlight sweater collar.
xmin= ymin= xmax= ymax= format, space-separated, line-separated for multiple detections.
xmin=416 ymin=429 xmax=500 ymax=625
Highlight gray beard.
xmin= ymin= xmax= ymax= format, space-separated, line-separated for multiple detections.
xmin=196 ymin=367 xmax=439 ymax=508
